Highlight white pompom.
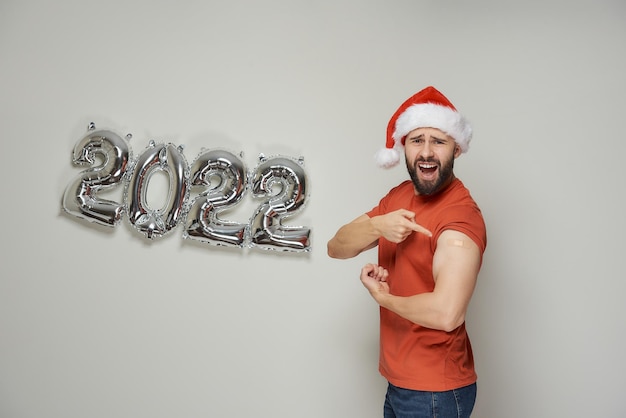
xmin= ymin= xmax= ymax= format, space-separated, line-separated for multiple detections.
xmin=374 ymin=147 xmax=400 ymax=168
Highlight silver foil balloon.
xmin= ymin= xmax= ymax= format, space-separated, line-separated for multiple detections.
xmin=62 ymin=124 xmax=131 ymax=226
xmin=125 ymin=141 xmax=189 ymax=239
xmin=249 ymin=155 xmax=311 ymax=252
xmin=183 ymin=149 xmax=247 ymax=247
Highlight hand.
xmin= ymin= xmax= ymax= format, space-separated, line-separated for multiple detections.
xmin=360 ymin=263 xmax=390 ymax=298
xmin=372 ymin=209 xmax=432 ymax=243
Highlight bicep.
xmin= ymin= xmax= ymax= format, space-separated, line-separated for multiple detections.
xmin=432 ymin=230 xmax=482 ymax=309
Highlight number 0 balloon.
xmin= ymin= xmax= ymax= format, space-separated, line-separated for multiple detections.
xmin=125 ymin=141 xmax=189 ymax=239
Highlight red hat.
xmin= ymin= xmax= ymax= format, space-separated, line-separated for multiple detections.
xmin=375 ymin=86 xmax=472 ymax=168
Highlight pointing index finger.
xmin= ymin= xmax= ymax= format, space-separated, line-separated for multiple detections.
xmin=410 ymin=222 xmax=432 ymax=237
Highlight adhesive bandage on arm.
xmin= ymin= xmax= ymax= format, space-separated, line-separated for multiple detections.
xmin=447 ymin=238 xmax=472 ymax=249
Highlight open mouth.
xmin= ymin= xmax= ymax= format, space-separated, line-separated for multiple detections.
xmin=418 ymin=162 xmax=439 ymax=179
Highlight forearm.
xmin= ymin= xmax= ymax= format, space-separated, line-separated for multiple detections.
xmin=374 ymin=292 xmax=466 ymax=332
xmin=328 ymin=210 xmax=432 ymax=259
xmin=327 ymin=216 xmax=379 ymax=259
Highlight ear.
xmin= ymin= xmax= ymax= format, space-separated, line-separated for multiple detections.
xmin=453 ymin=143 xmax=462 ymax=158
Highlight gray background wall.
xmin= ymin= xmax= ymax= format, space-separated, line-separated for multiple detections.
xmin=1 ymin=1 xmax=625 ymax=417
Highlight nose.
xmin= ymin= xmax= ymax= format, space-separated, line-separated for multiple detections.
xmin=419 ymin=142 xmax=434 ymax=158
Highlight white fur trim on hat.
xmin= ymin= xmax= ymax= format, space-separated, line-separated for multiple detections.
xmin=393 ymin=103 xmax=473 ymax=153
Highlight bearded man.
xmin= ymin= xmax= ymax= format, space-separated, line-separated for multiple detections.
xmin=327 ymin=86 xmax=487 ymax=418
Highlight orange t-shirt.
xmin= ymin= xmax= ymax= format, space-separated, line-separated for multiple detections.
xmin=366 ymin=178 xmax=487 ymax=391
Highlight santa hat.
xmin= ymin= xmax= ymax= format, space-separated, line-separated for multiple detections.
xmin=375 ymin=86 xmax=472 ymax=168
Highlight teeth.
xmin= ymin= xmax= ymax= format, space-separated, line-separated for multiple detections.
xmin=419 ymin=164 xmax=436 ymax=169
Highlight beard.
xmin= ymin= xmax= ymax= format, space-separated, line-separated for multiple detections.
xmin=406 ymin=155 xmax=455 ymax=196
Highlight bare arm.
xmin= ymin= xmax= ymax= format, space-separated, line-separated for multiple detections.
xmin=327 ymin=210 xmax=432 ymax=259
xmin=326 ymin=214 xmax=380 ymax=259
xmin=360 ymin=229 xmax=481 ymax=332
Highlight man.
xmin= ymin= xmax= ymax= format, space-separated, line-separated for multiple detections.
xmin=327 ymin=86 xmax=487 ymax=418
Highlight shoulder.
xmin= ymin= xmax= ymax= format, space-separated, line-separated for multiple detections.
xmin=441 ymin=180 xmax=484 ymax=218
xmin=434 ymin=180 xmax=487 ymax=251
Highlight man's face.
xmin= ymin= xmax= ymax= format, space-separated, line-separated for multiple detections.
xmin=404 ymin=127 xmax=461 ymax=196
